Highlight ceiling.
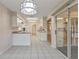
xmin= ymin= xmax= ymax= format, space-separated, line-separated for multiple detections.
xmin=0 ymin=0 xmax=67 ymax=17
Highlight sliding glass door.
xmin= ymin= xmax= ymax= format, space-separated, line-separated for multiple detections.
xmin=69 ymin=4 xmax=78 ymax=59
xmin=56 ymin=4 xmax=78 ymax=59
xmin=56 ymin=10 xmax=68 ymax=56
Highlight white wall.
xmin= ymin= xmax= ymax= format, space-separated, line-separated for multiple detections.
xmin=11 ymin=14 xmax=17 ymax=27
xmin=0 ymin=4 xmax=12 ymax=55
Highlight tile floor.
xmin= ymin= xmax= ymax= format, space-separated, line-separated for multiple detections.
xmin=0 ymin=37 xmax=66 ymax=59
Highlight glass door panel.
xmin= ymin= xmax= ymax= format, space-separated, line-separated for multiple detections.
xmin=69 ymin=4 xmax=78 ymax=59
xmin=56 ymin=10 xmax=68 ymax=56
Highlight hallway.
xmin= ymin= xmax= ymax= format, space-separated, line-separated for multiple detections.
xmin=0 ymin=0 xmax=78 ymax=59
xmin=0 ymin=37 xmax=66 ymax=59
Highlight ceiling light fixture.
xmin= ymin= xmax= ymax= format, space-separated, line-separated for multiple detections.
xmin=21 ymin=0 xmax=37 ymax=15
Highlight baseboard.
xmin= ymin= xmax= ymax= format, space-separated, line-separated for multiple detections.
xmin=0 ymin=45 xmax=12 ymax=56
xmin=56 ymin=49 xmax=68 ymax=59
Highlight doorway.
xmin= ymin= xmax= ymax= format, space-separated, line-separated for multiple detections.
xmin=47 ymin=19 xmax=51 ymax=44
xmin=31 ymin=24 xmax=37 ymax=41
xmin=32 ymin=24 xmax=36 ymax=36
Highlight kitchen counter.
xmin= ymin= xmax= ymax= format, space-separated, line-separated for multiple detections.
xmin=12 ymin=31 xmax=31 ymax=34
xmin=12 ymin=32 xmax=31 ymax=46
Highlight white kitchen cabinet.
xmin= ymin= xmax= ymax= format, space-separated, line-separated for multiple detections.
xmin=12 ymin=33 xmax=31 ymax=46
xmin=37 ymin=32 xmax=47 ymax=41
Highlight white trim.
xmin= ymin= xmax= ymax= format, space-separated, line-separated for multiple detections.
xmin=67 ymin=0 xmax=78 ymax=8
xmin=54 ymin=0 xmax=78 ymax=16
